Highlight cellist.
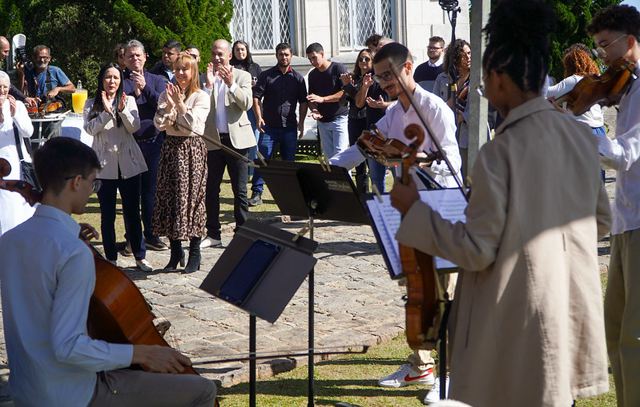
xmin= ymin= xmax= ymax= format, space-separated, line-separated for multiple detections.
xmin=390 ymin=1 xmax=611 ymax=406
xmin=0 ymin=137 xmax=216 ymax=406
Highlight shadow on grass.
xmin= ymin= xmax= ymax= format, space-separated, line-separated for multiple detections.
xmin=221 ymin=378 xmax=424 ymax=400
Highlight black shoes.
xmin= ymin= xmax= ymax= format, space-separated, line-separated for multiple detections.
xmin=184 ymin=237 xmax=201 ymax=274
xmin=248 ymin=192 xmax=262 ymax=207
xmin=146 ymin=237 xmax=169 ymax=251
xmin=164 ymin=240 xmax=185 ymax=271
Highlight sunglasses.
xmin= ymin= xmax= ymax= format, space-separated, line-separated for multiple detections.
xmin=359 ymin=56 xmax=372 ymax=63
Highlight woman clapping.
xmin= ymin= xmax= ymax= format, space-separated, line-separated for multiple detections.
xmin=153 ymin=54 xmax=210 ymax=273
xmin=84 ymin=63 xmax=151 ymax=271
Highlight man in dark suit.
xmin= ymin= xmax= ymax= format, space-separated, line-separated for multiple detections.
xmin=122 ymin=39 xmax=168 ymax=251
xmin=201 ymin=39 xmax=256 ymax=248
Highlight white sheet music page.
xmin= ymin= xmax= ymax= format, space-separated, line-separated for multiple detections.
xmin=366 ymin=189 xmax=467 ymax=278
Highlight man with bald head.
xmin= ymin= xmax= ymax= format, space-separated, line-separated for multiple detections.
xmin=200 ymin=39 xmax=256 ymax=248
xmin=0 ymin=36 xmax=26 ymax=102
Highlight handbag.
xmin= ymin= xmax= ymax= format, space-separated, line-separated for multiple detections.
xmin=12 ymin=123 xmax=41 ymax=192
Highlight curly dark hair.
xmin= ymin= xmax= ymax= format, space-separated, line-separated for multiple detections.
xmin=587 ymin=5 xmax=640 ymax=40
xmin=442 ymin=39 xmax=470 ymax=75
xmin=563 ymin=48 xmax=600 ymax=78
xmin=482 ymin=0 xmax=556 ymax=93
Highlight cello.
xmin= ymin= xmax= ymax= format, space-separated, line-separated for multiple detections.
xmin=397 ymin=125 xmax=445 ymax=350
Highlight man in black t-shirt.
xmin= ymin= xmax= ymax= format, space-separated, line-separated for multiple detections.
xmin=305 ymin=42 xmax=349 ymax=159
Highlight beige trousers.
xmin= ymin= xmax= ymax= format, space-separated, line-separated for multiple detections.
xmin=605 ymin=230 xmax=640 ymax=407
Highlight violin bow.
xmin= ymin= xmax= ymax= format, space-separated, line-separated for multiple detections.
xmin=387 ymin=61 xmax=469 ymax=202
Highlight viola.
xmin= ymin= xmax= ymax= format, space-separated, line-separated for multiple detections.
xmin=356 ymin=127 xmax=442 ymax=167
xmin=555 ymin=57 xmax=636 ymax=116
xmin=398 ymin=125 xmax=442 ymax=350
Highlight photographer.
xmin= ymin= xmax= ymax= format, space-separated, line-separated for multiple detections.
xmin=0 ymin=36 xmax=26 ymax=102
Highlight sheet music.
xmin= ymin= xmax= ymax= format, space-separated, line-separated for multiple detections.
xmin=366 ymin=189 xmax=467 ymax=278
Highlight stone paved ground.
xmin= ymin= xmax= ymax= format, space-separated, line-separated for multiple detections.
xmin=0 ymin=107 xmax=618 ymax=402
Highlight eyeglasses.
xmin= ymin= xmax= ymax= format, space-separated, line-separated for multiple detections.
xmin=372 ymin=63 xmax=407 ymax=83
xmin=65 ymin=176 xmax=102 ymax=193
xmin=359 ymin=56 xmax=372 ymax=63
xmin=428 ymin=46 xmax=443 ymax=51
xmin=592 ymin=34 xmax=628 ymax=59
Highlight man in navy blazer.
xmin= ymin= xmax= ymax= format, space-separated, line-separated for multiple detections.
xmin=122 ymin=39 xmax=168 ymax=251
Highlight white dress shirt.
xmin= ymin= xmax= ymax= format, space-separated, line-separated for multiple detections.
xmin=330 ymin=85 xmax=461 ymax=188
xmin=598 ymin=60 xmax=640 ymax=235
xmin=0 ymin=205 xmax=133 ymax=406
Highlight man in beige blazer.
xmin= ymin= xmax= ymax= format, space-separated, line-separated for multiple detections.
xmin=201 ymin=39 xmax=256 ymax=248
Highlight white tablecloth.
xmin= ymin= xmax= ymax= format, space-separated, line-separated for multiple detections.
xmin=60 ymin=114 xmax=93 ymax=147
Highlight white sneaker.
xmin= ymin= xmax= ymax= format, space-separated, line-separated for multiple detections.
xmin=135 ymin=258 xmax=153 ymax=272
xmin=200 ymin=236 xmax=222 ymax=249
xmin=378 ymin=364 xmax=435 ymax=388
xmin=424 ymin=376 xmax=449 ymax=404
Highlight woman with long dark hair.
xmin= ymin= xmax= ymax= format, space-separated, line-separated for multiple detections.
xmin=84 ymin=63 xmax=151 ymax=271
xmin=390 ymin=0 xmax=610 ymax=405
xmin=340 ymin=48 xmax=373 ymax=193
xmin=230 ymin=40 xmax=262 ymax=181
xmin=153 ymin=53 xmax=210 ymax=273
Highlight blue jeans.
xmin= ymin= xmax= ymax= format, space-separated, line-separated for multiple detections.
xmin=251 ymin=126 xmax=298 ymax=194
xmin=368 ymin=158 xmax=387 ymax=194
xmin=317 ymin=115 xmax=349 ymax=159
xmin=592 ymin=126 xmax=606 ymax=183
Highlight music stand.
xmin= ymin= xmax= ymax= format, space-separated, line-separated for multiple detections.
xmin=258 ymin=159 xmax=369 ymax=406
xmin=200 ymin=219 xmax=317 ymax=406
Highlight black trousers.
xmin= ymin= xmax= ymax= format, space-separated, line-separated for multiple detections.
xmin=205 ymin=137 xmax=249 ymax=240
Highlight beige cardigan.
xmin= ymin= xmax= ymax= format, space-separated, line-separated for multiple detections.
xmin=397 ymin=97 xmax=611 ymax=407
xmin=84 ymin=95 xmax=146 ymax=180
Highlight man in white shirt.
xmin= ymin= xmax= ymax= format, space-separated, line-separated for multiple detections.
xmin=588 ymin=6 xmax=640 ymax=407
xmin=0 ymin=137 xmax=216 ymax=406
xmin=201 ymin=39 xmax=256 ymax=249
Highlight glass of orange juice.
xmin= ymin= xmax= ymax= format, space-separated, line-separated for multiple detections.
xmin=72 ymin=89 xmax=88 ymax=114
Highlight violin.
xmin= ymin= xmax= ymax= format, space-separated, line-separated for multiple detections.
xmin=356 ymin=127 xmax=443 ymax=167
xmin=555 ymin=57 xmax=637 ymax=116
xmin=398 ymin=125 xmax=442 ymax=350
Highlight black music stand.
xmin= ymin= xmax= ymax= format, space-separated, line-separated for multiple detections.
xmin=200 ymin=219 xmax=317 ymax=406
xmin=258 ymin=159 xmax=369 ymax=406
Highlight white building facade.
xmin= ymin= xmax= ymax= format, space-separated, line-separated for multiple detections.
xmin=231 ymin=0 xmax=470 ymax=68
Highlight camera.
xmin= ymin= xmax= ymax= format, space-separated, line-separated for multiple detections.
xmin=14 ymin=46 xmax=33 ymax=71
xmin=439 ymin=0 xmax=459 ymax=12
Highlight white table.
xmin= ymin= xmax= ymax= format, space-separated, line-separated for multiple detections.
xmin=60 ymin=114 xmax=93 ymax=147
xmin=30 ymin=115 xmax=65 ymax=148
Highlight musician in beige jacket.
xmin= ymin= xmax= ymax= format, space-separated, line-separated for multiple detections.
xmin=391 ymin=2 xmax=611 ymax=406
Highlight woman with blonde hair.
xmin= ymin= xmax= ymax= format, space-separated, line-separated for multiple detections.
xmin=154 ymin=53 xmax=211 ymax=273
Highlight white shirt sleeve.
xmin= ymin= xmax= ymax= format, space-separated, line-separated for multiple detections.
xmin=599 ymin=122 xmax=640 ymax=172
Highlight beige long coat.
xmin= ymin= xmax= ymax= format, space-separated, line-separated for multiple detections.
xmin=397 ymin=97 xmax=611 ymax=407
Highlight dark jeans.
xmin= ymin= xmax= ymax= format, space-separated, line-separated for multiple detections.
xmin=205 ymin=137 xmax=249 ymax=240
xmin=97 ymin=174 xmax=146 ymax=261
xmin=251 ymin=126 xmax=298 ymax=194
xmin=137 ymin=134 xmax=164 ymax=241
xmin=348 ymin=117 xmax=369 ymax=193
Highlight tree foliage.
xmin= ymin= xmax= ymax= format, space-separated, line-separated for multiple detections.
xmin=0 ymin=0 xmax=233 ymax=94
xmin=546 ymin=0 xmax=621 ymax=79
